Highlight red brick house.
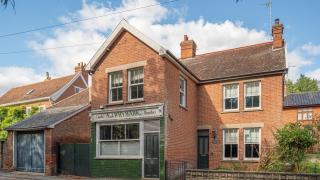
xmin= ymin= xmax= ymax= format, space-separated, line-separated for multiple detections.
xmin=4 ymin=88 xmax=90 ymax=175
xmin=85 ymin=18 xmax=287 ymax=179
xmin=0 ymin=62 xmax=88 ymax=111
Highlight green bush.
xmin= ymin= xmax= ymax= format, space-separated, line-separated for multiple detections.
xmin=274 ymin=123 xmax=317 ymax=172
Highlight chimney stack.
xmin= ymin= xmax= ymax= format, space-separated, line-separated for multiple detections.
xmin=75 ymin=62 xmax=85 ymax=74
xmin=45 ymin=72 xmax=51 ymax=81
xmin=180 ymin=35 xmax=197 ymax=59
xmin=272 ymin=18 xmax=284 ymax=49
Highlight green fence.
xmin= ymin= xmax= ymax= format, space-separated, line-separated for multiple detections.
xmin=58 ymin=143 xmax=90 ymax=177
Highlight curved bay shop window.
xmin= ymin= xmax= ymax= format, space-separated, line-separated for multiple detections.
xmin=223 ymin=129 xmax=238 ymax=160
xmin=128 ymin=67 xmax=144 ymax=100
xmin=244 ymin=81 xmax=261 ymax=109
xmin=244 ymin=128 xmax=260 ymax=160
xmin=109 ymin=71 xmax=123 ymax=103
xmin=98 ymin=123 xmax=140 ymax=157
xmin=223 ymin=84 xmax=239 ymax=111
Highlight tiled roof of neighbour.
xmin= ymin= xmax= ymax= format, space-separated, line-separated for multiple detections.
xmin=284 ymin=92 xmax=320 ymax=107
xmin=6 ymin=105 xmax=87 ymax=130
xmin=0 ymin=75 xmax=74 ymax=105
xmin=51 ymin=88 xmax=89 ymax=108
xmin=6 ymin=88 xmax=90 ymax=130
xmin=182 ymin=42 xmax=287 ymax=81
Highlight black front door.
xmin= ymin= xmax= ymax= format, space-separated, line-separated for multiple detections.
xmin=144 ymin=133 xmax=159 ymax=178
xmin=197 ymin=130 xmax=209 ymax=169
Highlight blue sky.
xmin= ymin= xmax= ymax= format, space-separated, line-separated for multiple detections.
xmin=0 ymin=0 xmax=319 ymax=95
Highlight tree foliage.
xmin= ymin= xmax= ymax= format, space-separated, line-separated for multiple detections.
xmin=0 ymin=0 xmax=14 ymax=8
xmin=274 ymin=123 xmax=316 ymax=172
xmin=287 ymin=75 xmax=319 ymax=94
xmin=0 ymin=106 xmax=39 ymax=140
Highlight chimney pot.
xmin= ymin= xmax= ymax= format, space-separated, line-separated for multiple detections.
xmin=184 ymin=35 xmax=189 ymax=41
xmin=45 ymin=72 xmax=51 ymax=81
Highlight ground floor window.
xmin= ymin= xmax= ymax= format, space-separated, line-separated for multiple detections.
xmin=244 ymin=128 xmax=260 ymax=159
xmin=223 ymin=129 xmax=238 ymax=160
xmin=98 ymin=123 xmax=140 ymax=157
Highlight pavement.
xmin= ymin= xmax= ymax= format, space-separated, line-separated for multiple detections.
xmin=0 ymin=171 xmax=131 ymax=180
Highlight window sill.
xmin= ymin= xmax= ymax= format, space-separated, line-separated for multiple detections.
xmin=221 ymin=110 xmax=240 ymax=114
xmin=179 ymin=105 xmax=188 ymax=111
xmin=243 ymin=108 xmax=263 ymax=112
xmin=243 ymin=159 xmax=260 ymax=162
xmin=95 ymin=156 xmax=143 ymax=160
xmin=106 ymin=101 xmax=124 ymax=106
xmin=126 ymin=99 xmax=144 ymax=104
xmin=221 ymin=159 xmax=240 ymax=162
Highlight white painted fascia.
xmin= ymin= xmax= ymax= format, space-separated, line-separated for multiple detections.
xmin=0 ymin=97 xmax=50 ymax=107
xmin=86 ymin=19 xmax=166 ymax=71
xmin=51 ymin=73 xmax=87 ymax=102
xmin=48 ymin=104 xmax=90 ymax=128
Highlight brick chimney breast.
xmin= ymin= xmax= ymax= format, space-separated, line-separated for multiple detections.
xmin=180 ymin=35 xmax=197 ymax=59
xmin=272 ymin=18 xmax=284 ymax=49
xmin=74 ymin=62 xmax=85 ymax=74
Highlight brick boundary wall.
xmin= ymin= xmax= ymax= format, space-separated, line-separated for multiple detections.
xmin=186 ymin=169 xmax=320 ymax=180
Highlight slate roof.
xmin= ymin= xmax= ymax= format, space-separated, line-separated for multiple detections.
xmin=0 ymin=75 xmax=74 ymax=105
xmin=182 ymin=42 xmax=287 ymax=81
xmin=6 ymin=88 xmax=90 ymax=131
xmin=284 ymin=91 xmax=320 ymax=107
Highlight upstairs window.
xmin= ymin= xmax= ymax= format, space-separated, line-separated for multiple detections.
xmin=223 ymin=84 xmax=239 ymax=111
xmin=179 ymin=77 xmax=186 ymax=107
xmin=223 ymin=129 xmax=238 ymax=160
xmin=297 ymin=108 xmax=313 ymax=121
xmin=109 ymin=71 xmax=123 ymax=103
xmin=75 ymin=86 xmax=82 ymax=94
xmin=128 ymin=68 xmax=144 ymax=100
xmin=244 ymin=81 xmax=261 ymax=109
xmin=244 ymin=128 xmax=260 ymax=159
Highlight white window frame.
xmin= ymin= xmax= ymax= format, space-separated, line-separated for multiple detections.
xmin=222 ymin=128 xmax=239 ymax=160
xmin=38 ymin=105 xmax=46 ymax=112
xmin=244 ymin=81 xmax=261 ymax=110
xmin=96 ymin=122 xmax=143 ymax=159
xmin=223 ymin=83 xmax=239 ymax=112
xmin=179 ymin=77 xmax=186 ymax=107
xmin=108 ymin=71 xmax=123 ymax=103
xmin=74 ymin=86 xmax=83 ymax=94
xmin=297 ymin=108 xmax=313 ymax=121
xmin=243 ymin=127 xmax=261 ymax=161
xmin=25 ymin=106 xmax=32 ymax=115
xmin=128 ymin=67 xmax=144 ymax=101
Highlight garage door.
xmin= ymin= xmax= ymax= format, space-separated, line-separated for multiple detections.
xmin=16 ymin=131 xmax=44 ymax=173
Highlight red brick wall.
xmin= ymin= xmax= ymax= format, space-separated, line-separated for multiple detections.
xmin=164 ymin=60 xmax=198 ymax=168
xmin=198 ymin=75 xmax=285 ymax=169
xmin=56 ymin=76 xmax=87 ymax=103
xmin=3 ymin=131 xmax=14 ymax=170
xmin=90 ymin=31 xmax=166 ymax=109
xmin=283 ymin=106 xmax=320 ymax=125
xmin=45 ymin=108 xmax=90 ymax=175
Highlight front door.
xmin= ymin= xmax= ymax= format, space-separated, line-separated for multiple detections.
xmin=16 ymin=131 xmax=44 ymax=173
xmin=197 ymin=130 xmax=209 ymax=169
xmin=144 ymin=133 xmax=159 ymax=178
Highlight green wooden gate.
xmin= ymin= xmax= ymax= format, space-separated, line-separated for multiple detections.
xmin=58 ymin=143 xmax=90 ymax=177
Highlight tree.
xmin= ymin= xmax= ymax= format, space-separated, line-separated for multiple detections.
xmin=0 ymin=106 xmax=39 ymax=139
xmin=0 ymin=0 xmax=14 ymax=8
xmin=286 ymin=74 xmax=319 ymax=94
xmin=274 ymin=123 xmax=316 ymax=172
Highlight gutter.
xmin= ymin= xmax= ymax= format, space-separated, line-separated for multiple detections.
xmin=0 ymin=97 xmax=50 ymax=107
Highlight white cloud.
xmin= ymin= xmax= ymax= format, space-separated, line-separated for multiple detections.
xmin=306 ymin=68 xmax=320 ymax=80
xmin=1 ymin=0 xmax=276 ymax=95
xmin=286 ymin=50 xmax=313 ymax=81
xmin=302 ymin=43 xmax=320 ymax=56
xmin=0 ymin=67 xmax=43 ymax=95
xmin=29 ymin=0 xmax=269 ymax=76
